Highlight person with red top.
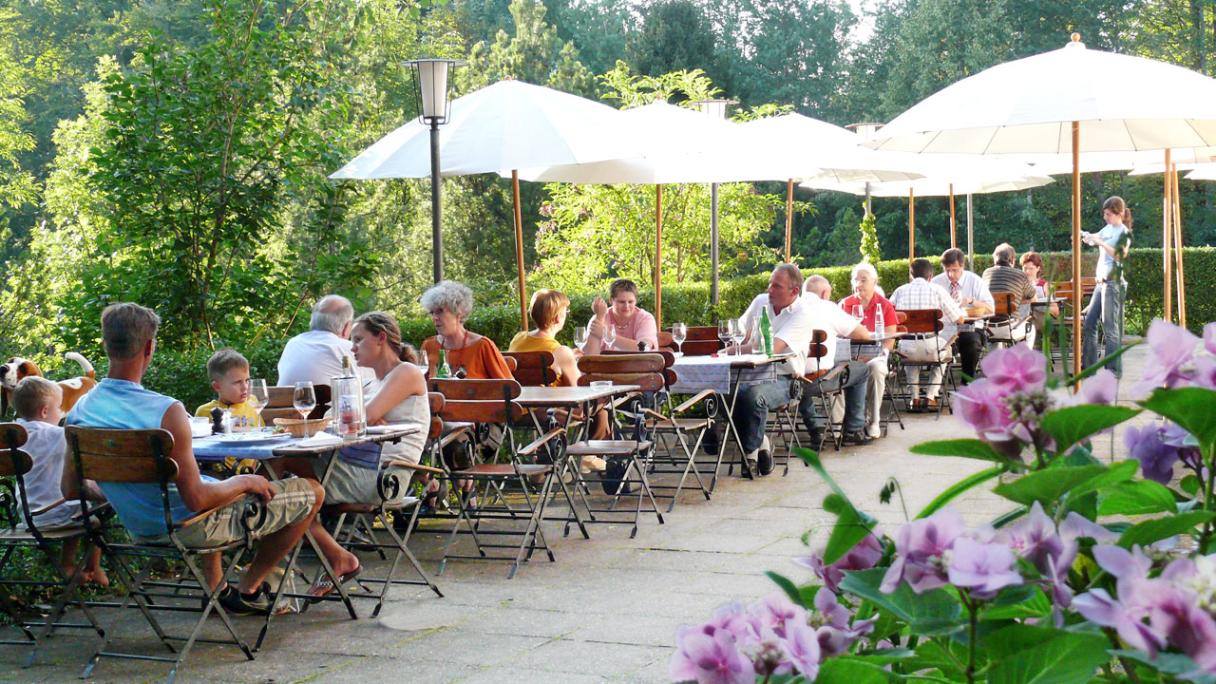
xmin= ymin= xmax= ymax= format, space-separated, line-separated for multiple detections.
xmin=838 ymin=262 xmax=899 ymax=439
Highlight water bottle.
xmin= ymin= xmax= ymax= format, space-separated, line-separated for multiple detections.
xmin=759 ymin=307 xmax=773 ymax=356
xmin=332 ymin=356 xmax=366 ymax=439
xmin=436 ymin=349 xmax=452 ymax=378
xmin=874 ymin=305 xmax=885 ymax=336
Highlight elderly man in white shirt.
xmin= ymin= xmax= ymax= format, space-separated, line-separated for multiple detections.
xmin=733 ymin=265 xmax=872 ymax=477
xmin=931 ymin=249 xmax=993 ymax=384
xmin=891 ymin=258 xmax=967 ymax=409
xmin=277 ymin=295 xmax=359 ymax=387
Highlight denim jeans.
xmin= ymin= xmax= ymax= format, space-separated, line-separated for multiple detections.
xmin=732 ymin=378 xmax=800 ymax=454
xmin=1082 ymin=281 xmax=1124 ymax=377
xmin=802 ymin=360 xmax=871 ymax=434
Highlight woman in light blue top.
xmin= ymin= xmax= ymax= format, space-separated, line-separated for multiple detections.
xmin=1081 ymin=195 xmax=1132 ymax=376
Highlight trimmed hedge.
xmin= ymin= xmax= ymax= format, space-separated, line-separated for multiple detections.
xmin=6 ymin=248 xmax=1209 ymax=412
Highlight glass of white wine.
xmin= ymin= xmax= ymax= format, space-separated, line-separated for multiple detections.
xmin=293 ymin=381 xmax=316 ymax=433
xmin=248 ymin=379 xmax=269 ymax=432
xmin=671 ymin=322 xmax=687 ymax=355
xmin=718 ymin=320 xmax=733 ymax=356
xmin=574 ymin=326 xmax=589 ymax=353
xmin=602 ymin=323 xmax=616 ymax=351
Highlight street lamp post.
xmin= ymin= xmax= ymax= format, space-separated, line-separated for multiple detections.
xmin=696 ymin=99 xmax=735 ymax=310
xmin=406 ymin=58 xmax=464 ymax=283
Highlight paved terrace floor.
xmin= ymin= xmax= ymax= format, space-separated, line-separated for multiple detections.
xmin=4 ymin=345 xmax=1153 ymax=683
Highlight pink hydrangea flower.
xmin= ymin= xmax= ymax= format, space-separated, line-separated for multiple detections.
xmin=793 ymin=533 xmax=883 ymax=593
xmin=670 ymin=624 xmax=756 ymax=684
xmin=881 ymin=509 xmax=966 ymax=594
xmin=955 ymin=379 xmax=1016 ymax=441
xmin=980 ymin=344 xmax=1048 ymax=394
xmin=1135 ymin=319 xmax=1201 ymax=396
xmin=947 ymin=537 xmax=1023 ymax=599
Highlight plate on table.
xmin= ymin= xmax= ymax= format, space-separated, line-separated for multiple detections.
xmin=204 ymin=432 xmax=294 ymax=446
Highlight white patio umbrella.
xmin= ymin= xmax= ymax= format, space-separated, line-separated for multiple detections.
xmin=331 ymin=79 xmax=641 ymax=329
xmin=869 ymin=34 xmax=1216 ymax=374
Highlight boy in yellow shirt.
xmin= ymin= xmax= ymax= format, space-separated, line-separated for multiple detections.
xmin=196 ymin=349 xmax=263 ymax=431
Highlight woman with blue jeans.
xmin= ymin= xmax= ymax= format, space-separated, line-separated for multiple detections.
xmin=1082 ymin=196 xmax=1132 ymax=376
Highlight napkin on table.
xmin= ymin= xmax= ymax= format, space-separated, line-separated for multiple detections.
xmin=298 ymin=431 xmax=343 ymax=447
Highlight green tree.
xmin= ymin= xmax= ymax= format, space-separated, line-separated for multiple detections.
xmin=859 ymin=203 xmax=880 ymax=265
xmin=0 ymin=8 xmax=38 ymax=217
xmin=626 ymin=0 xmax=722 ymax=85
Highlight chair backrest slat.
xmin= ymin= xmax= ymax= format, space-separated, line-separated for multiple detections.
xmin=427 ymin=392 xmax=445 ymax=440
xmin=502 ymin=351 xmax=556 ymax=387
xmin=430 ymin=378 xmax=522 ymax=401
xmin=898 ymin=309 xmax=945 ymax=335
xmin=65 ymin=427 xmax=179 ymax=484
xmin=992 ymin=291 xmax=1018 ymax=317
xmin=264 ymin=384 xmax=331 ymax=421
xmin=577 ymin=354 xmax=666 ymax=393
xmin=0 ymin=422 xmax=31 ymax=478
xmin=430 ymin=379 xmax=525 ymax=424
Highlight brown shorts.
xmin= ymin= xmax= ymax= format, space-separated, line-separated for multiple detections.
xmin=171 ymin=477 xmax=315 ymax=549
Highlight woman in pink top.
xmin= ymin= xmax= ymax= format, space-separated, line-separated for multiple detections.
xmin=585 ymin=279 xmax=659 ymax=354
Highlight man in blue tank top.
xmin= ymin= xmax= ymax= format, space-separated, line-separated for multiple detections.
xmin=62 ymin=303 xmax=324 ymax=615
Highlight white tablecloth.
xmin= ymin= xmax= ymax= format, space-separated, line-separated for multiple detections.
xmin=670 ymin=354 xmax=785 ymax=394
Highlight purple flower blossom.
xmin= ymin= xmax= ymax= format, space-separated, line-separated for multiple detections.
xmin=812 ymin=589 xmax=876 ymax=658
xmin=670 ymin=625 xmax=756 ymax=684
xmin=779 ymin=621 xmax=821 ymax=680
xmin=1149 ymin=590 xmax=1216 ymax=673
xmin=947 ymin=537 xmax=1023 ymax=599
xmin=882 ymin=509 xmax=965 ymax=594
xmin=981 ymin=344 xmax=1048 ymax=394
xmin=999 ymin=502 xmax=1065 ymax=574
xmin=1205 ymin=322 xmax=1216 ymax=355
xmin=1194 ymin=356 xmax=1216 ymax=391
xmin=1135 ymin=319 xmax=1200 ymax=395
xmin=1125 ymin=424 xmax=1181 ymax=484
xmin=794 ymin=534 xmax=883 ymax=593
xmin=1078 ymin=369 xmax=1119 ymax=405
xmin=748 ymin=594 xmax=805 ymax=639
xmin=955 ymin=379 xmax=1016 ymax=441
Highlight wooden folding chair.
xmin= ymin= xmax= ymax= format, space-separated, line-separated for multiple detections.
xmin=66 ymin=427 xmax=262 ymax=683
xmin=678 ymin=326 xmax=725 ymax=356
xmin=793 ymin=330 xmax=849 ymax=452
xmin=986 ymin=292 xmax=1033 ymax=349
xmin=261 ymin=384 xmax=331 ymax=424
xmin=0 ymin=423 xmax=107 ymax=667
xmin=324 ymin=394 xmax=444 ymax=617
xmin=892 ymin=309 xmax=955 ymax=417
xmin=429 ymin=379 xmax=564 ymax=579
xmin=503 ymin=351 xmax=557 ymax=387
xmin=566 ymin=354 xmax=665 ymax=538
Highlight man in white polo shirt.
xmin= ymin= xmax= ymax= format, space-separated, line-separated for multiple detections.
xmin=277 ymin=295 xmax=358 ymax=387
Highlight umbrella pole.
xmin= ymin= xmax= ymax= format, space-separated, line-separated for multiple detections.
xmin=949 ymin=184 xmax=957 ymax=249
xmin=512 ymin=170 xmax=527 ymax=331
xmin=785 ymin=179 xmax=794 ymax=262
xmin=966 ymin=194 xmax=974 ymax=266
xmin=656 ymin=185 xmax=663 ymax=330
xmin=1071 ymin=122 xmax=1082 ymax=378
xmin=711 ymin=182 xmax=720 ymax=310
xmin=1172 ymin=164 xmax=1187 ymax=328
xmin=908 ymin=189 xmax=915 ymax=263
xmin=1164 ymin=149 xmax=1173 ymax=323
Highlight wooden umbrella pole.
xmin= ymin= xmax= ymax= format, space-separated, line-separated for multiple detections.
xmin=1172 ymin=164 xmax=1187 ymax=328
xmin=1163 ymin=149 xmax=1174 ymax=323
xmin=785 ymin=179 xmax=794 ymax=262
xmin=908 ymin=189 xmax=916 ymax=263
xmin=949 ymin=183 xmax=957 ymax=249
xmin=655 ymin=184 xmax=663 ymax=330
xmin=1071 ymin=122 xmax=1082 ymax=379
xmin=512 ymin=170 xmax=528 ymax=331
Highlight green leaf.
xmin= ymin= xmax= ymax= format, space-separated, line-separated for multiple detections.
xmin=1113 ymin=650 xmax=1216 ymax=683
xmin=1098 ymin=480 xmax=1178 ymax=516
xmin=838 ymin=569 xmax=964 ymax=636
xmin=981 ymin=586 xmax=1052 ymax=621
xmin=1067 ymin=459 xmax=1138 ymax=498
xmin=823 ymin=493 xmax=879 ymax=565
xmin=1140 ymin=387 xmax=1216 ymax=454
xmin=909 ymin=439 xmax=1021 ymax=467
xmin=915 ymin=466 xmax=1005 ymax=519
xmin=1040 ymin=404 xmax=1140 ymax=452
xmin=910 ymin=639 xmax=968 ymax=679
xmin=814 ymin=657 xmax=890 ymax=683
xmin=993 ymin=465 xmax=1108 ymax=506
xmin=765 ymin=571 xmax=806 ymax=608
xmin=1118 ymin=511 xmax=1215 ymax=548
xmin=1181 ymin=474 xmax=1201 ymax=496
xmin=987 ymin=629 xmax=1111 ymax=684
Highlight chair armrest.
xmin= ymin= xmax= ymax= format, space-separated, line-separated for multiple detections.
xmin=30 ymin=498 xmax=66 ymax=518
xmin=177 ymin=492 xmax=246 ymax=529
xmin=516 ymin=427 xmax=566 ymax=458
xmin=384 ymin=460 xmax=445 ymax=476
xmin=641 ymin=407 xmax=669 ymax=423
xmin=608 ymin=393 xmax=640 ymax=410
xmin=672 ymin=389 xmax=715 ymax=414
xmin=438 ymin=424 xmax=473 ymax=449
xmin=799 ymin=369 xmax=830 ymax=383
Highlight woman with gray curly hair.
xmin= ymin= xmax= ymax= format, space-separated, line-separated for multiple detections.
xmin=419 ymin=280 xmax=512 ymax=379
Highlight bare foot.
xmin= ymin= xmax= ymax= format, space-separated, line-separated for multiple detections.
xmin=80 ymin=566 xmax=110 ymax=588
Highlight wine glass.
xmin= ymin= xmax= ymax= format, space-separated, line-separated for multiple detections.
xmin=248 ymin=379 xmax=269 ymax=431
xmin=718 ymin=320 xmax=734 ymax=356
xmin=415 ymin=348 xmax=429 ymax=376
xmin=602 ymin=323 xmax=616 ymax=351
xmin=851 ymin=304 xmax=864 ymax=321
xmin=574 ymin=326 xmax=589 ymax=353
xmin=293 ymin=382 xmax=316 ymax=432
xmin=671 ymin=322 xmax=687 ymax=355
xmin=730 ymin=318 xmax=745 ymax=355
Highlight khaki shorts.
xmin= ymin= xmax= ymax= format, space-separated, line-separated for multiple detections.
xmin=170 ymin=478 xmax=315 ymax=549
xmin=318 ymin=453 xmax=414 ymax=506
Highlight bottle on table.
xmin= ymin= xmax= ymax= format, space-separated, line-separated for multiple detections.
xmin=874 ymin=305 xmax=885 ymax=338
xmin=332 ymin=356 xmax=366 ymax=438
xmin=436 ymin=350 xmax=452 ymax=378
xmin=759 ymin=307 xmax=773 ymax=356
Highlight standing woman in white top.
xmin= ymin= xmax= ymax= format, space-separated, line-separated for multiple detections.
xmin=1081 ymin=196 xmax=1133 ymax=377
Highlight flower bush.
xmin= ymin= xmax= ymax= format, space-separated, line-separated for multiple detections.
xmin=673 ymin=319 xmax=1216 ymax=683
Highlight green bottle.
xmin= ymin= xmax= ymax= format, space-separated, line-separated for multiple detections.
xmin=759 ymin=307 xmax=773 ymax=356
xmin=436 ymin=349 xmax=452 ymax=378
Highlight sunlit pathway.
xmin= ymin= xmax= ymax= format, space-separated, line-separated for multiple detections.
xmin=4 ymin=345 xmax=1149 ymax=683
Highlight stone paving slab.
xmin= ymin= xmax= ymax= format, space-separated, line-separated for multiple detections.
xmin=0 ymin=345 xmax=1153 ymax=683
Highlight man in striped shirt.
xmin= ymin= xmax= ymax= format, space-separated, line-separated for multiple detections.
xmin=890 ymin=259 xmax=966 ymax=408
xmin=982 ymin=243 xmax=1036 ymax=348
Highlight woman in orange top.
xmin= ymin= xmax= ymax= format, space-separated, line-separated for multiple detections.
xmin=419 ymin=281 xmax=513 ymax=380
xmin=508 ymin=289 xmax=580 ymax=386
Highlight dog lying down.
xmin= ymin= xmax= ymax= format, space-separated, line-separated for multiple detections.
xmin=0 ymin=352 xmax=98 ymax=417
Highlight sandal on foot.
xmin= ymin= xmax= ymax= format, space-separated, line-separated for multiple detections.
xmin=306 ymin=564 xmax=362 ymax=603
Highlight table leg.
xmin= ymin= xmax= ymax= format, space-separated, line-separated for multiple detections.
xmin=527 ymin=408 xmax=591 ymax=539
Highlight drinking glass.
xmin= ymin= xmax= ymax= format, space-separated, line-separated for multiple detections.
xmin=671 ymin=322 xmax=687 ymax=355
xmin=248 ymin=378 xmax=269 ymax=431
xmin=574 ymin=326 xmax=589 ymax=352
xmin=730 ymin=318 xmax=745 ymax=354
xmin=293 ymin=382 xmax=316 ymax=427
xmin=415 ymin=349 xmax=429 ymax=375
xmin=718 ymin=321 xmax=734 ymax=356
xmin=851 ymin=304 xmax=864 ymax=321
xmin=602 ymin=323 xmax=616 ymax=351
